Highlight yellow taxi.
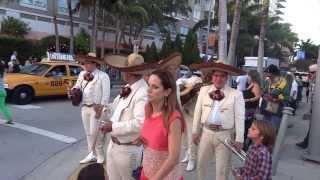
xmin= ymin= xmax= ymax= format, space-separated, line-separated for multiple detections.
xmin=4 ymin=59 xmax=84 ymax=105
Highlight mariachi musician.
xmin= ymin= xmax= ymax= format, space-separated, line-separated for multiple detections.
xmin=178 ymin=69 xmax=203 ymax=171
xmin=73 ymin=52 xmax=110 ymax=164
xmin=191 ymin=60 xmax=245 ymax=180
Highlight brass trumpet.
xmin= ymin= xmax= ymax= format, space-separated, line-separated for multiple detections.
xmin=218 ymin=138 xmax=247 ymax=161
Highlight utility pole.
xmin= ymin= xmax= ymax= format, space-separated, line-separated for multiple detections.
xmin=205 ymin=0 xmax=214 ymax=59
xmin=302 ymin=48 xmax=320 ymax=162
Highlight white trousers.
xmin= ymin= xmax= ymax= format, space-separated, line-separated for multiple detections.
xmin=106 ymin=141 xmax=142 ymax=180
xmin=196 ymin=127 xmax=232 ymax=180
xmin=81 ymin=106 xmax=105 ymax=159
xmin=182 ymin=110 xmax=197 ymax=160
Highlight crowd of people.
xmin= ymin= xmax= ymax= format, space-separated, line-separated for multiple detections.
xmin=67 ymin=51 xmax=316 ymax=180
xmin=4 ymin=51 xmax=38 ymax=73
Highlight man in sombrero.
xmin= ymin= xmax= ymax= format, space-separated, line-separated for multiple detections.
xmin=100 ymin=52 xmax=151 ymax=180
xmin=73 ymin=52 xmax=110 ymax=164
xmin=191 ymin=60 xmax=245 ymax=180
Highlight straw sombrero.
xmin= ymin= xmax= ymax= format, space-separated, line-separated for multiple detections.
xmin=104 ymin=52 xmax=182 ymax=75
xmin=105 ymin=53 xmax=158 ymax=75
xmin=76 ymin=52 xmax=103 ymax=64
xmin=190 ymin=60 xmax=245 ymax=76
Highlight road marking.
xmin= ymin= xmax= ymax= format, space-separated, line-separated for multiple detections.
xmin=0 ymin=119 xmax=77 ymax=144
xmin=11 ymin=105 xmax=42 ymax=110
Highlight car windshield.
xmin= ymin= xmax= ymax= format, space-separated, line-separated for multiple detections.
xmin=20 ymin=64 xmax=50 ymax=76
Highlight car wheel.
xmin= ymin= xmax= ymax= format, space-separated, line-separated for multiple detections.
xmin=12 ymin=86 xmax=34 ymax=105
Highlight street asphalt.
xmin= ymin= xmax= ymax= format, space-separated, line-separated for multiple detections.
xmin=0 ymin=88 xmax=120 ymax=180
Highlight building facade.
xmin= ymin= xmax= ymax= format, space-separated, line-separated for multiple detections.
xmin=0 ymin=0 xmax=214 ymax=53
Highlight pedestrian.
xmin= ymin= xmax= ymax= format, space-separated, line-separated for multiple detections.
xmin=73 ymin=52 xmax=110 ymax=164
xmin=139 ymin=69 xmax=185 ymax=180
xmin=101 ymin=53 xmax=149 ymax=180
xmin=178 ymin=70 xmax=203 ymax=171
xmin=236 ymin=73 xmax=248 ymax=92
xmin=243 ymin=70 xmax=262 ymax=150
xmin=232 ymin=120 xmax=276 ymax=180
xmin=261 ymin=64 xmax=289 ymax=129
xmin=288 ymin=73 xmax=298 ymax=115
xmin=8 ymin=51 xmax=17 ymax=72
xmin=0 ymin=61 xmax=13 ymax=124
xmin=296 ymin=64 xmax=318 ymax=149
xmin=191 ymin=60 xmax=246 ymax=180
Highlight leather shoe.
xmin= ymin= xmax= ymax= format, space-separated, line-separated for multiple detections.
xmin=186 ymin=159 xmax=196 ymax=171
xmin=80 ymin=152 xmax=96 ymax=164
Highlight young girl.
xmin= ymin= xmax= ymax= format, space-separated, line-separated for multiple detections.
xmin=233 ymin=120 xmax=276 ymax=180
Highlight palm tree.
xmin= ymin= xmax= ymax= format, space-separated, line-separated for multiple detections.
xmin=52 ymin=0 xmax=60 ymax=52
xmin=218 ymin=0 xmax=228 ymax=62
xmin=227 ymin=0 xmax=241 ymax=65
xmin=77 ymin=0 xmax=98 ymax=53
xmin=67 ymin=0 xmax=75 ymax=54
xmin=257 ymin=0 xmax=269 ymax=78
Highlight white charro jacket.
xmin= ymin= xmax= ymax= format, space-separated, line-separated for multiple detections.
xmin=73 ymin=69 xmax=110 ymax=106
xmin=192 ymin=85 xmax=245 ymax=143
xmin=109 ymin=79 xmax=148 ymax=143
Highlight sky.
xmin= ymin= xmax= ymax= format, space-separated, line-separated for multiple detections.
xmin=282 ymin=0 xmax=320 ymax=45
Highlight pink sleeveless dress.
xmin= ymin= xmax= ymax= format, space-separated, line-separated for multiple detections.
xmin=140 ymin=111 xmax=184 ymax=180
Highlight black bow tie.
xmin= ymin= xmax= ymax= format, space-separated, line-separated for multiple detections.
xmin=84 ymin=72 xmax=94 ymax=81
xmin=120 ymin=86 xmax=131 ymax=99
xmin=209 ymin=89 xmax=225 ymax=101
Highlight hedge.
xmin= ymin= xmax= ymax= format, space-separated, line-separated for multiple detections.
xmin=0 ymin=35 xmax=37 ymax=63
xmin=0 ymin=35 xmax=73 ymax=63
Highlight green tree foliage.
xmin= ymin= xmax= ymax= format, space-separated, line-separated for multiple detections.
xmin=297 ymin=39 xmax=319 ymax=59
xmin=74 ymin=28 xmax=90 ymax=54
xmin=0 ymin=17 xmax=30 ymax=37
xmin=38 ymin=35 xmax=70 ymax=55
xmin=160 ymin=34 xmax=174 ymax=58
xmin=174 ymin=34 xmax=183 ymax=53
xmin=143 ymin=45 xmax=152 ymax=62
xmin=0 ymin=35 xmax=36 ymax=62
xmin=182 ymin=31 xmax=200 ymax=65
xmin=150 ymin=42 xmax=159 ymax=61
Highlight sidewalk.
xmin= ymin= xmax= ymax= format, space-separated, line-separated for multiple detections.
xmin=24 ymin=99 xmax=320 ymax=180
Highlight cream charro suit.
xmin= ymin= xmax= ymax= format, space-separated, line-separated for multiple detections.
xmin=73 ymin=69 xmax=110 ymax=160
xmin=192 ymin=85 xmax=245 ymax=180
xmin=106 ymin=79 xmax=148 ymax=180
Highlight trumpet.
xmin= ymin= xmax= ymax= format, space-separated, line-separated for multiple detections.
xmin=218 ymin=138 xmax=247 ymax=161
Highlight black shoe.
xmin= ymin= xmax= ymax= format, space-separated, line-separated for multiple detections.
xmin=296 ymin=142 xmax=308 ymax=149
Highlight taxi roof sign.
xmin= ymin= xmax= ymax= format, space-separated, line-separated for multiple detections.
xmin=46 ymin=52 xmax=75 ymax=61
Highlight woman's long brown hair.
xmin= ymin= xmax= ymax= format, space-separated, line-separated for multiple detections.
xmin=145 ymin=69 xmax=185 ymax=132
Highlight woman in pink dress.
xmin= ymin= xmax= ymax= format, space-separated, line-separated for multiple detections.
xmin=139 ymin=69 xmax=185 ymax=180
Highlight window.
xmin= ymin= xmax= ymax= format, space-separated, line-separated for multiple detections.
xmin=69 ymin=65 xmax=83 ymax=76
xmin=20 ymin=13 xmax=36 ymax=20
xmin=193 ymin=9 xmax=201 ymax=20
xmin=57 ymin=0 xmax=79 ymax=16
xmin=180 ymin=26 xmax=189 ymax=35
xmin=20 ymin=64 xmax=50 ymax=76
xmin=46 ymin=65 xmax=67 ymax=77
xmin=19 ymin=0 xmax=48 ymax=10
